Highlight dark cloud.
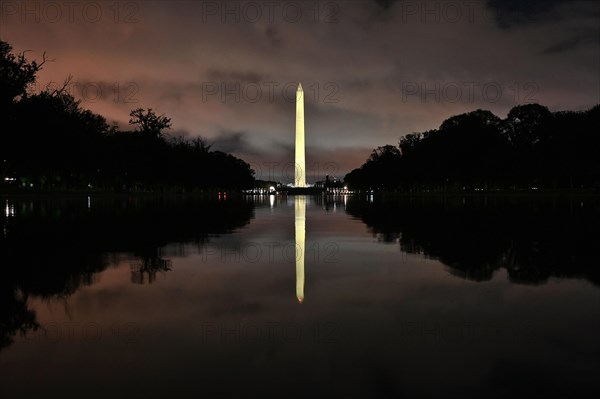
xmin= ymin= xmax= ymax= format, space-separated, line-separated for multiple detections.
xmin=158 ymin=87 xmax=185 ymax=105
xmin=211 ymin=131 xmax=260 ymax=155
xmin=486 ymin=0 xmax=600 ymax=33
xmin=206 ymin=69 xmax=264 ymax=83
xmin=542 ymin=28 xmax=599 ymax=54
xmin=486 ymin=0 xmax=567 ymax=28
xmin=373 ymin=0 xmax=398 ymax=11
xmin=265 ymin=26 xmax=282 ymax=48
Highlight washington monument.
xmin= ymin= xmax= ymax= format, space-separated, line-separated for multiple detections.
xmin=295 ymin=83 xmax=306 ymax=187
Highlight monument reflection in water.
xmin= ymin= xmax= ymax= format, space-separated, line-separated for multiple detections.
xmin=295 ymin=196 xmax=306 ymax=303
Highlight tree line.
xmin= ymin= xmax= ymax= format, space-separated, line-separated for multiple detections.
xmin=345 ymin=103 xmax=600 ymax=192
xmin=0 ymin=40 xmax=255 ymax=192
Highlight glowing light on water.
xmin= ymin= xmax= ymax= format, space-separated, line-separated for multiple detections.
xmin=295 ymin=196 xmax=305 ymax=303
xmin=5 ymin=201 xmax=15 ymax=217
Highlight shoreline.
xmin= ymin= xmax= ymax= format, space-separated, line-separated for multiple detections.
xmin=2 ymin=189 xmax=600 ymax=198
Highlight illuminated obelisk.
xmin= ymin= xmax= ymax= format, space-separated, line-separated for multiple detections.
xmin=295 ymin=196 xmax=306 ymax=303
xmin=295 ymin=83 xmax=306 ymax=188
xmin=294 ymin=83 xmax=306 ymax=302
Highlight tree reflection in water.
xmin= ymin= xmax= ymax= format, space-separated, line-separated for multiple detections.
xmin=0 ymin=195 xmax=254 ymax=350
xmin=345 ymin=195 xmax=600 ymax=285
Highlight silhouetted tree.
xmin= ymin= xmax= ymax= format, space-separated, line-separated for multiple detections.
xmin=502 ymin=103 xmax=552 ymax=146
xmin=0 ymin=39 xmax=255 ymax=192
xmin=398 ymin=132 xmax=422 ymax=156
xmin=345 ymin=105 xmax=599 ymax=192
xmin=129 ymin=107 xmax=172 ymax=138
xmin=0 ymin=40 xmax=47 ymax=107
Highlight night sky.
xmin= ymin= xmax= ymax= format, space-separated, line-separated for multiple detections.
xmin=1 ymin=0 xmax=598 ymax=181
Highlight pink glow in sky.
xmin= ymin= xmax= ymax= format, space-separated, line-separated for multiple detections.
xmin=2 ymin=0 xmax=598 ymax=180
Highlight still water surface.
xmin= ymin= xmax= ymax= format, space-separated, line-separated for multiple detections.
xmin=1 ymin=195 xmax=599 ymax=398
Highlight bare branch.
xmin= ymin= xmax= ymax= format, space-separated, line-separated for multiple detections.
xmin=37 ymin=51 xmax=53 ymax=69
xmin=57 ymin=74 xmax=73 ymax=96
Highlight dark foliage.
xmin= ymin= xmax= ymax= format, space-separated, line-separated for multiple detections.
xmin=0 ymin=40 xmax=255 ymax=192
xmin=345 ymin=105 xmax=600 ymax=191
